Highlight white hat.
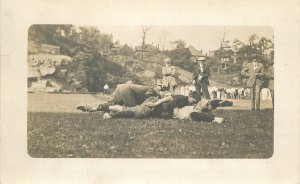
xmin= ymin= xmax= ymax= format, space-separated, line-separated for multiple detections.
xmin=164 ymin=58 xmax=171 ymax=63
xmin=197 ymin=56 xmax=206 ymax=61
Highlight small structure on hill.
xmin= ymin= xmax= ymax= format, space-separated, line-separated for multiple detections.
xmin=188 ymin=45 xmax=203 ymax=62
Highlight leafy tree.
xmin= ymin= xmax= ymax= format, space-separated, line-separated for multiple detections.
xmin=164 ymin=43 xmax=194 ymax=72
xmin=28 ymin=25 xmax=137 ymax=92
xmin=119 ymin=44 xmax=134 ymax=56
xmin=171 ymin=39 xmax=186 ymax=49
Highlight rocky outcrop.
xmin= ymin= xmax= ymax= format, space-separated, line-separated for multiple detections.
xmin=28 ymin=54 xmax=73 ymax=92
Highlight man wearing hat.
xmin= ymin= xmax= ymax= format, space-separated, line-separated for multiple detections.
xmin=241 ymin=55 xmax=265 ymax=110
xmin=193 ymin=56 xmax=211 ymax=99
xmin=162 ymin=57 xmax=177 ymax=93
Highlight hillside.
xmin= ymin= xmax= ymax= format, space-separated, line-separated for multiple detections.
xmin=108 ymin=52 xmax=233 ymax=88
xmin=27 ymin=25 xmax=246 ymax=93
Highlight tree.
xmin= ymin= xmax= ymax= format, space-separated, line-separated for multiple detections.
xmin=232 ymin=39 xmax=244 ymax=64
xmin=258 ymin=37 xmax=274 ymax=63
xmin=28 ymin=25 xmax=137 ymax=92
xmin=141 ymin=25 xmax=152 ymax=59
xmin=119 ymin=44 xmax=134 ymax=56
xmin=249 ymin=34 xmax=259 ymax=45
xmin=164 ymin=40 xmax=193 ymax=72
xmin=171 ymin=39 xmax=186 ymax=49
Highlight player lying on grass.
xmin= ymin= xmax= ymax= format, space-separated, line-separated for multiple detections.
xmin=76 ymin=84 xmax=152 ymax=112
xmin=77 ymin=83 xmax=159 ymax=112
xmin=78 ymin=88 xmax=202 ymax=119
xmin=101 ymin=90 xmax=201 ymax=119
xmin=76 ymin=83 xmax=233 ymax=123
xmin=76 ymin=82 xmax=200 ymax=111
xmin=170 ymin=99 xmax=233 ymax=123
xmin=100 ymin=93 xmax=233 ymax=124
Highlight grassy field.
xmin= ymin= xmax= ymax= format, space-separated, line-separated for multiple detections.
xmin=28 ymin=93 xmax=273 ymax=158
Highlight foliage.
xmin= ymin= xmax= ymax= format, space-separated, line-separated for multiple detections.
xmin=164 ymin=47 xmax=194 ymax=72
xmin=171 ymin=39 xmax=186 ymax=49
xmin=119 ymin=44 xmax=134 ymax=56
xmin=211 ymin=34 xmax=274 ymax=74
xmin=28 ymin=25 xmax=136 ymax=92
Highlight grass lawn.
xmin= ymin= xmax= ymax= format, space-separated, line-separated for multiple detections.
xmin=28 ymin=93 xmax=273 ymax=158
xmin=28 ymin=110 xmax=273 ymax=158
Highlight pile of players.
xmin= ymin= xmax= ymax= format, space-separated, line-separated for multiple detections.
xmin=76 ymin=83 xmax=233 ymax=124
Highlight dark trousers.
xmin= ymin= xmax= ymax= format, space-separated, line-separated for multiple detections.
xmin=250 ymin=83 xmax=261 ymax=110
xmin=196 ymin=82 xmax=210 ymax=99
xmin=190 ymin=112 xmax=215 ymax=122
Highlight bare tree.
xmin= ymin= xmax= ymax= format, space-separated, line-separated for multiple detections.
xmin=232 ymin=38 xmax=244 ymax=63
xmin=220 ymin=27 xmax=230 ymax=48
xmin=141 ymin=25 xmax=152 ymax=59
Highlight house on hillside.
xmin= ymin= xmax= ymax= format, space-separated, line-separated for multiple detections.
xmin=217 ymin=48 xmax=234 ymax=73
xmin=208 ymin=50 xmax=215 ymax=57
xmin=110 ymin=41 xmax=121 ymax=55
xmin=188 ymin=45 xmax=203 ymax=62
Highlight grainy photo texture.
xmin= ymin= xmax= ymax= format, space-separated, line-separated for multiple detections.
xmin=27 ymin=25 xmax=274 ymax=158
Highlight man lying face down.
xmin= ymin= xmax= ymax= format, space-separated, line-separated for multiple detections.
xmin=101 ymin=90 xmax=202 ymax=119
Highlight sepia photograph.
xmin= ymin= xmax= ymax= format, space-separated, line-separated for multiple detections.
xmin=27 ymin=25 xmax=274 ymax=158
xmin=2 ymin=0 xmax=300 ymax=183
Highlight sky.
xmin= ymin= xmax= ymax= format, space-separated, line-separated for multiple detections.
xmin=96 ymin=25 xmax=274 ymax=53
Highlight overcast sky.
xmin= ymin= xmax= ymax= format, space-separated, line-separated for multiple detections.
xmin=96 ymin=25 xmax=273 ymax=53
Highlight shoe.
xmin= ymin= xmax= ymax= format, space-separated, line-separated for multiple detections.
xmin=76 ymin=104 xmax=96 ymax=112
xmin=76 ymin=105 xmax=89 ymax=112
xmin=219 ymin=100 xmax=233 ymax=107
xmin=213 ymin=117 xmax=224 ymax=124
xmin=97 ymin=103 xmax=110 ymax=112
xmin=103 ymin=112 xmax=112 ymax=119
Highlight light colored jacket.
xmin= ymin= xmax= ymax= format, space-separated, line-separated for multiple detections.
xmin=162 ymin=65 xmax=177 ymax=87
xmin=241 ymin=62 xmax=264 ymax=87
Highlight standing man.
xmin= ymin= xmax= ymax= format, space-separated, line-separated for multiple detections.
xmin=241 ymin=55 xmax=264 ymax=110
xmin=265 ymin=62 xmax=274 ymax=109
xmin=162 ymin=58 xmax=177 ymax=93
xmin=193 ymin=56 xmax=211 ymax=99
xmin=103 ymin=83 xmax=109 ymax=94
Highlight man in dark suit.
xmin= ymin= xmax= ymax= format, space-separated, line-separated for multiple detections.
xmin=265 ymin=62 xmax=274 ymax=109
xmin=193 ymin=56 xmax=211 ymax=99
xmin=241 ymin=55 xmax=264 ymax=110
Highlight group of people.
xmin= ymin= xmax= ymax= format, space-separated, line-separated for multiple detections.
xmin=77 ymin=83 xmax=233 ymax=123
xmin=160 ymin=56 xmax=211 ymax=101
xmin=191 ymin=54 xmax=274 ymax=110
xmin=77 ymin=54 xmax=274 ymax=122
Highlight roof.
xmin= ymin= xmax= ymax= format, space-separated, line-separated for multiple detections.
xmin=188 ymin=45 xmax=203 ymax=56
